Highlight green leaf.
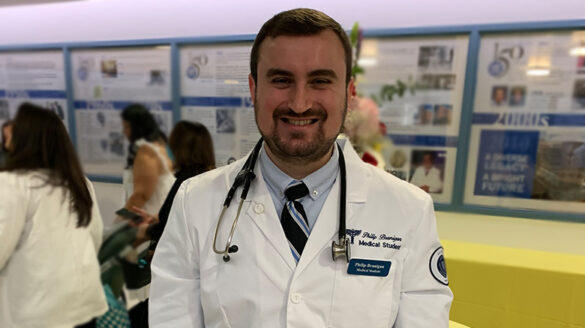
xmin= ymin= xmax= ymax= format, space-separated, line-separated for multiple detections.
xmin=350 ymin=22 xmax=359 ymax=47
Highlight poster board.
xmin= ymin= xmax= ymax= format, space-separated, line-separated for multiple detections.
xmin=0 ymin=51 xmax=68 ymax=129
xmin=179 ymin=43 xmax=259 ymax=166
xmin=464 ymin=30 xmax=585 ymax=214
xmin=71 ymin=46 xmax=172 ymax=177
xmin=356 ymin=35 xmax=469 ymax=204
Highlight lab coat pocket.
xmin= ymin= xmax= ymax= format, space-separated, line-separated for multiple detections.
xmin=330 ymin=253 xmax=403 ymax=328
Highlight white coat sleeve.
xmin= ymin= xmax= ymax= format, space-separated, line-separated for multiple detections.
xmin=394 ymin=195 xmax=453 ymax=327
xmin=0 ymin=175 xmax=27 ymax=270
xmin=86 ymin=179 xmax=104 ymax=251
xmin=149 ymin=181 xmax=204 ymax=327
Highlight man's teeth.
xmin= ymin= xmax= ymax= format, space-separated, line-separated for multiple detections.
xmin=288 ymin=119 xmax=312 ymax=126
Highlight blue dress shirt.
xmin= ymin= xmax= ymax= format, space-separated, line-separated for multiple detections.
xmin=259 ymin=142 xmax=339 ymax=232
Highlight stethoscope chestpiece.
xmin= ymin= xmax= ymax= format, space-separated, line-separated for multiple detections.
xmin=222 ymin=245 xmax=239 ymax=263
xmin=331 ymin=237 xmax=350 ymax=263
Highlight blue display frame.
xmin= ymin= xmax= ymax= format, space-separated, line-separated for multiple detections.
xmin=0 ymin=20 xmax=583 ymax=222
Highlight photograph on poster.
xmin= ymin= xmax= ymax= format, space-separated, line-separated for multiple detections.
xmin=532 ymin=134 xmax=585 ymax=202
xmin=491 ymin=85 xmax=508 ymax=106
xmin=149 ymin=70 xmax=166 ymax=85
xmin=389 ymin=149 xmax=408 ymax=169
xmin=473 ymin=130 xmax=539 ymax=198
xmin=409 ymin=150 xmax=445 ymax=194
xmin=216 ymin=108 xmax=236 ymax=133
xmin=418 ymin=46 xmax=454 ymax=71
xmin=100 ymin=60 xmax=117 ymax=78
xmin=508 ymin=86 xmax=526 ymax=107
xmin=417 ymin=73 xmax=456 ymax=90
xmin=573 ymin=79 xmax=585 ymax=109
xmin=433 ymin=104 xmax=452 ymax=125
xmin=417 ymin=104 xmax=434 ymax=125
xmin=109 ymin=131 xmax=125 ymax=157
xmin=96 ymin=112 xmax=105 ymax=127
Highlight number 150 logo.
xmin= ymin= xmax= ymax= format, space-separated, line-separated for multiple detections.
xmin=488 ymin=43 xmax=524 ymax=78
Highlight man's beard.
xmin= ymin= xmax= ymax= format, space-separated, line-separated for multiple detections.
xmin=255 ymin=95 xmax=347 ymax=165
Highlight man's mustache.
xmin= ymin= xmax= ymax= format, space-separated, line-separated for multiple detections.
xmin=272 ymin=107 xmax=327 ymax=120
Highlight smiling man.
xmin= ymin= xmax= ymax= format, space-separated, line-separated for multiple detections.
xmin=150 ymin=8 xmax=452 ymax=327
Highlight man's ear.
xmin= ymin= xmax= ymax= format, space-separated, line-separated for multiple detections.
xmin=249 ymin=74 xmax=256 ymax=104
xmin=348 ymin=77 xmax=356 ymax=102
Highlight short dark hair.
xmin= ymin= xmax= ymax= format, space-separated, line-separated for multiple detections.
xmin=250 ymin=8 xmax=352 ymax=84
xmin=169 ymin=120 xmax=215 ymax=172
xmin=4 ymin=103 xmax=92 ymax=227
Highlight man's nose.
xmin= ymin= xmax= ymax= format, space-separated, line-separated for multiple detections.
xmin=288 ymin=84 xmax=312 ymax=114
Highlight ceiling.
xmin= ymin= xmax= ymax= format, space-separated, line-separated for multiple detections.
xmin=0 ymin=0 xmax=83 ymax=7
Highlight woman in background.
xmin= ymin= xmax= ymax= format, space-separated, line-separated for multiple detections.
xmin=121 ymin=104 xmax=175 ymax=215
xmin=0 ymin=103 xmax=106 ymax=328
xmin=0 ymin=120 xmax=13 ymax=167
xmin=133 ymin=120 xmax=215 ymax=249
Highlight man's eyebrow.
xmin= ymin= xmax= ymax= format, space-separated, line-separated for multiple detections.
xmin=266 ymin=68 xmax=293 ymax=77
xmin=308 ymin=69 xmax=338 ymax=80
xmin=265 ymin=68 xmax=339 ymax=80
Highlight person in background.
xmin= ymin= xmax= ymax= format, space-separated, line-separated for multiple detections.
xmin=132 ymin=120 xmax=216 ymax=249
xmin=119 ymin=104 xmax=175 ymax=327
xmin=410 ymin=152 xmax=443 ymax=193
xmin=0 ymin=103 xmax=106 ymax=328
xmin=0 ymin=120 xmax=13 ymax=167
xmin=120 ymin=104 xmax=175 ymax=216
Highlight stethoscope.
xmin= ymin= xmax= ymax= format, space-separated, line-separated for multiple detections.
xmin=212 ymin=138 xmax=350 ymax=263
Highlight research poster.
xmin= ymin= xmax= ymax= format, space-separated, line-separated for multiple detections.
xmin=72 ymin=47 xmax=172 ymax=176
xmin=0 ymin=51 xmax=68 ymax=130
xmin=465 ymin=31 xmax=585 ymax=213
xmin=356 ymin=36 xmax=469 ymax=203
xmin=180 ymin=43 xmax=260 ymax=166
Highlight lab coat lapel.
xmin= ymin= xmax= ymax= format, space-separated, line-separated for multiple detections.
xmin=295 ymin=139 xmax=371 ymax=275
xmin=243 ymin=164 xmax=296 ymax=271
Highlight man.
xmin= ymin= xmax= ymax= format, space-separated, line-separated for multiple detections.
xmin=410 ymin=152 xmax=444 ymax=193
xmin=150 ymin=8 xmax=452 ymax=327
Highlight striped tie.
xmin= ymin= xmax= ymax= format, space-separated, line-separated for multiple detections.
xmin=281 ymin=181 xmax=310 ymax=262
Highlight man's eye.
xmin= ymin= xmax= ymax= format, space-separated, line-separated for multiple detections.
xmin=312 ymin=79 xmax=331 ymax=86
xmin=271 ymin=78 xmax=291 ymax=85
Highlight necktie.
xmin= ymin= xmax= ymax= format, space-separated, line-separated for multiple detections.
xmin=281 ymin=181 xmax=310 ymax=262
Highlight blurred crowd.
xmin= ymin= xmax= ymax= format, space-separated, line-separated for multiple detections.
xmin=0 ymin=102 xmax=214 ymax=328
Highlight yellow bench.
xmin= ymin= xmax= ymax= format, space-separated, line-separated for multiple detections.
xmin=443 ymin=240 xmax=585 ymax=328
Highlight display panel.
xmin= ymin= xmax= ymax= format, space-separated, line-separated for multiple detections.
xmin=464 ymin=31 xmax=585 ymax=214
xmin=356 ymin=35 xmax=470 ymax=203
xmin=71 ymin=46 xmax=172 ymax=176
xmin=179 ymin=43 xmax=259 ymax=166
xmin=0 ymin=51 xmax=68 ymax=129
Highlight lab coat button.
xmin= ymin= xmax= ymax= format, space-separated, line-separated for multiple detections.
xmin=312 ymin=190 xmax=318 ymax=197
xmin=290 ymin=293 xmax=302 ymax=304
xmin=254 ymin=203 xmax=264 ymax=214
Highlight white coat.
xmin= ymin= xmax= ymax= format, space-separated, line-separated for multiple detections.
xmin=0 ymin=171 xmax=107 ymax=328
xmin=150 ymin=140 xmax=452 ymax=327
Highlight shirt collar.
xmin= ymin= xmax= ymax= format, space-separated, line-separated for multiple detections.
xmin=259 ymin=143 xmax=339 ymax=201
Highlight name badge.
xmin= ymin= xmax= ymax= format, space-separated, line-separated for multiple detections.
xmin=347 ymin=258 xmax=391 ymax=277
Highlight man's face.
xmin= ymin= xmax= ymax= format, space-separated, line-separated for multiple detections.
xmin=423 ymin=154 xmax=433 ymax=170
xmin=494 ymin=88 xmax=505 ymax=103
xmin=249 ymin=30 xmax=353 ymax=162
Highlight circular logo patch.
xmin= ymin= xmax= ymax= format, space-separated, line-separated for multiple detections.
xmin=488 ymin=60 xmax=505 ymax=77
xmin=429 ymin=247 xmax=448 ymax=285
xmin=186 ymin=64 xmax=200 ymax=79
